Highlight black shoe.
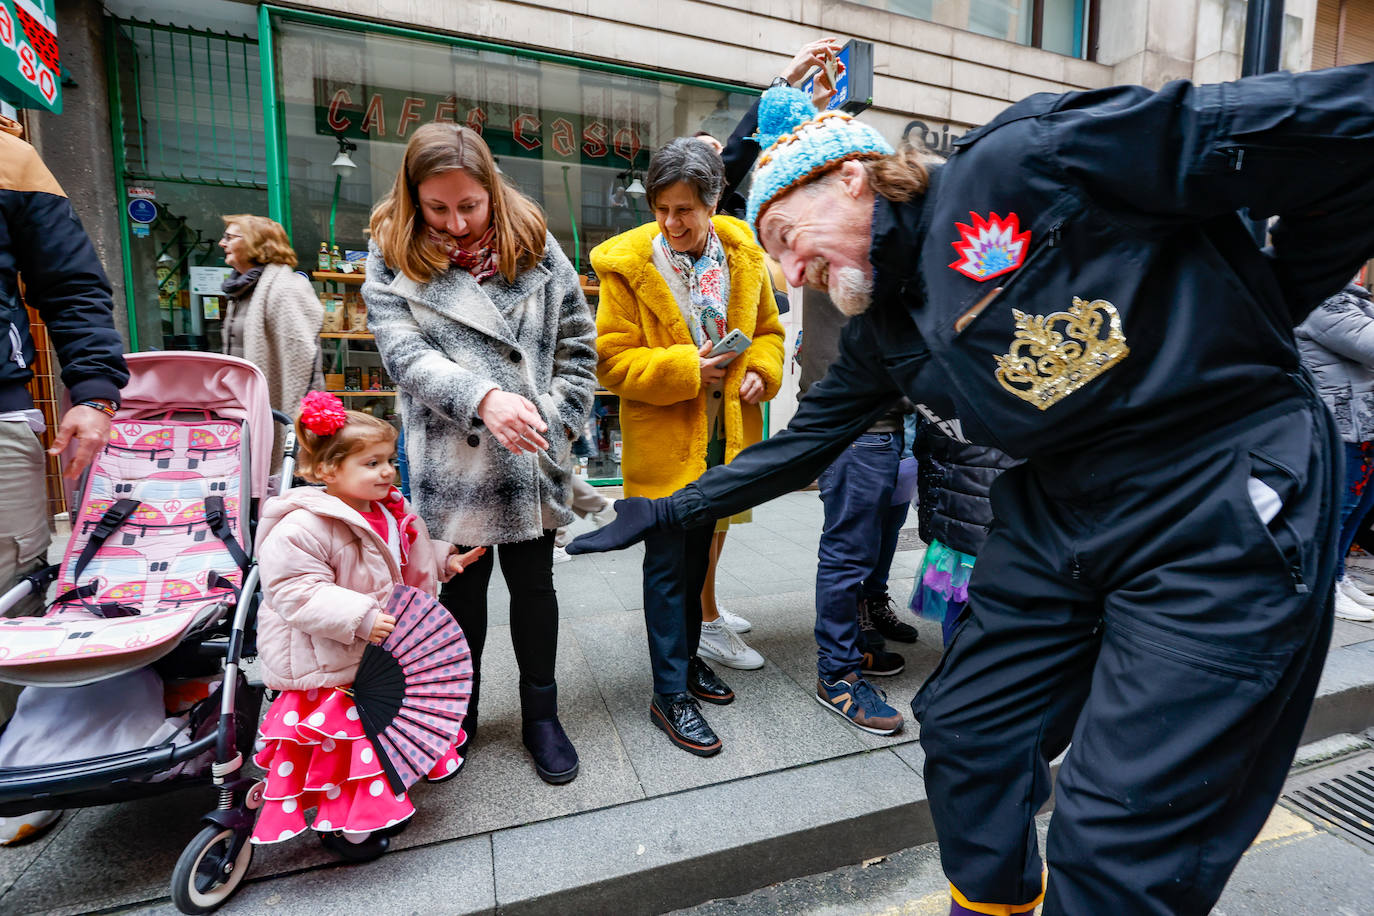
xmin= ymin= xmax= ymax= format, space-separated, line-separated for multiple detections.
xmin=863 ymin=593 xmax=919 ymax=644
xmin=519 ymin=678 xmax=580 ymax=785
xmin=856 ymin=597 xmax=888 ymax=653
xmin=860 ymin=647 xmax=905 ymax=677
xmin=650 ymin=691 xmax=722 ymax=757
xmin=687 ymin=655 xmax=735 ymax=705
xmin=319 ymin=829 xmax=389 ymax=862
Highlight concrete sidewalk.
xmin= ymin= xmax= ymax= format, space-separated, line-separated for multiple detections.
xmin=4 ymin=492 xmax=1373 ymax=915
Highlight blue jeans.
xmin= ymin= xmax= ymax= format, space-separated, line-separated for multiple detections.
xmin=815 ymin=431 xmax=902 ymax=681
xmin=1337 ymin=440 xmax=1374 ymax=577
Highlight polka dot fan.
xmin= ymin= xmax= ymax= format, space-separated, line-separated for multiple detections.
xmin=349 ymin=585 xmax=472 ymax=795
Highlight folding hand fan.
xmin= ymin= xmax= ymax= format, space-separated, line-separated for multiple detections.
xmin=350 ymin=584 xmax=472 ymax=794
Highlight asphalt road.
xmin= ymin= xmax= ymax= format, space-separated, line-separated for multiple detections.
xmin=676 ymin=779 xmax=1374 ymax=915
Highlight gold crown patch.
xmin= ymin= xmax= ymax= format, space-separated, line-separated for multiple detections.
xmin=994 ymin=297 xmax=1129 ymax=410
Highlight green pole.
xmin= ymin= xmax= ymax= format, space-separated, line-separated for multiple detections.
xmin=328 ymin=173 xmax=341 ymax=250
xmin=258 ymin=4 xmax=287 ymax=227
xmin=561 ymin=165 xmax=580 ymax=274
xmin=104 ymin=19 xmax=140 ymax=351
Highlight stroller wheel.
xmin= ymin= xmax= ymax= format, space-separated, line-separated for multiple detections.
xmin=170 ymin=825 xmax=253 ymax=914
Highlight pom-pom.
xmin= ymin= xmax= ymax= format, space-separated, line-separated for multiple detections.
xmin=753 ymin=87 xmax=819 ymax=154
xmin=299 ymin=391 xmax=348 ymax=437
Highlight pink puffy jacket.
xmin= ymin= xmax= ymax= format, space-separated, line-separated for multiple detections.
xmin=255 ymin=486 xmax=454 ymax=691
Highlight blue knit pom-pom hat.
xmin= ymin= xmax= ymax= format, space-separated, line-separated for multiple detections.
xmin=746 ymin=86 xmax=895 ymax=235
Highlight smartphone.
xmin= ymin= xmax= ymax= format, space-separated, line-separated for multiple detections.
xmin=709 ymin=328 xmax=752 ymax=366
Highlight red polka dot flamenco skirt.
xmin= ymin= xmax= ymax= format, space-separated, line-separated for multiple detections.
xmin=250 ymin=686 xmax=415 ymax=844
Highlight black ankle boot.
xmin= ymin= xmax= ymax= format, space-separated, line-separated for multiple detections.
xmin=519 ymin=678 xmax=579 ymax=785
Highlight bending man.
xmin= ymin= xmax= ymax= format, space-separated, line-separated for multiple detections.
xmin=571 ymin=64 xmax=1374 ymax=914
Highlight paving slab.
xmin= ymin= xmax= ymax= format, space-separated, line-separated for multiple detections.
xmin=491 ymin=749 xmax=932 ymax=916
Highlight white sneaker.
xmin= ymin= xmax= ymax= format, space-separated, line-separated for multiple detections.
xmin=0 ymin=810 xmax=59 ymax=846
xmin=552 ymin=546 xmax=572 ymax=565
xmin=1334 ymin=586 xmax=1374 ymax=622
xmin=716 ymin=607 xmax=752 ymax=634
xmin=697 ymin=618 xmax=764 ymax=669
xmin=589 ymin=506 xmax=617 ymax=528
xmin=1338 ymin=576 xmax=1374 ymax=608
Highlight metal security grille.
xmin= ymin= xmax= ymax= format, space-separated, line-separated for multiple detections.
xmin=1281 ymin=753 xmax=1374 ymax=850
xmin=107 ymin=18 xmax=265 ymax=189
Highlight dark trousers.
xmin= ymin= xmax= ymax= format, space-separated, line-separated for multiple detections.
xmin=439 ymin=531 xmax=559 ymax=729
xmin=816 ymin=431 xmax=901 ymax=680
xmin=641 ymin=522 xmax=714 ymax=695
xmin=913 ymin=395 xmax=1338 ymax=915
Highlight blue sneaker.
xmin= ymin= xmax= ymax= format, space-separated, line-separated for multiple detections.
xmin=815 ymin=672 xmax=904 ymax=735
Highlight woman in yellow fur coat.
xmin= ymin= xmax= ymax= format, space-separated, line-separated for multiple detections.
xmin=590 ymin=137 xmax=784 ymax=757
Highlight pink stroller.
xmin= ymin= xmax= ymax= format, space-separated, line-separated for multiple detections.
xmin=0 ymin=352 xmax=291 ymax=914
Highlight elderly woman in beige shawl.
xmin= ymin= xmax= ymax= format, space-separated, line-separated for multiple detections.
xmin=218 ymin=214 xmax=324 ymax=470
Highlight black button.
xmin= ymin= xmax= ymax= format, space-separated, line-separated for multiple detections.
xmin=510 ymin=351 xmax=522 ymax=363
xmin=467 ymin=434 xmax=480 ymax=447
xmin=713 ymin=391 xmax=722 ymax=399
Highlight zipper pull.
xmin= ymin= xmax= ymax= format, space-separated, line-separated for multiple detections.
xmin=1228 ymin=148 xmax=1245 ymax=172
xmin=1290 ymin=564 xmax=1308 ymax=595
xmin=1069 ymin=558 xmax=1081 ymax=581
xmin=1049 ymin=221 xmax=1063 ymax=247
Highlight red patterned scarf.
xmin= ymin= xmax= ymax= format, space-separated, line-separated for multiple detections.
xmin=427 ymin=224 xmax=499 ymax=282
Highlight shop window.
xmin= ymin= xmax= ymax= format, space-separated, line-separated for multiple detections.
xmin=265 ymin=15 xmax=757 ymax=483
xmin=270 ymin=19 xmax=756 ymax=275
xmin=850 ymin=0 xmax=1092 ymax=59
xmin=106 ymin=18 xmax=267 ymax=352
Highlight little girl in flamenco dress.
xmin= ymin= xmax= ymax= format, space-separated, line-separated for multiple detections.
xmin=249 ymin=392 xmax=483 ymax=859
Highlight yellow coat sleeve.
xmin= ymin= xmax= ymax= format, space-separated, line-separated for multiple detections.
xmin=595 ymin=270 xmax=703 ymax=406
xmin=744 ymin=280 xmax=786 ymax=401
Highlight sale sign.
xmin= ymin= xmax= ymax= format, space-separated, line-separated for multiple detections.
xmin=0 ymin=0 xmax=59 ymax=113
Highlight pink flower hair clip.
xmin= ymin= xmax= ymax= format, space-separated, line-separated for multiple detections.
xmin=299 ymin=390 xmax=349 ymax=436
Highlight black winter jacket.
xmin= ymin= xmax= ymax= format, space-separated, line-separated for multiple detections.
xmin=0 ymin=118 xmax=127 ymax=411
xmin=914 ymin=421 xmax=1017 ymax=557
xmin=669 ymin=63 xmax=1374 ymax=527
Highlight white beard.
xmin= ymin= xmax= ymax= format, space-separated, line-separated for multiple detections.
xmin=830 ymin=265 xmax=873 ymax=316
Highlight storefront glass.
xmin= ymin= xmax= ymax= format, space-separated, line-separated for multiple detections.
xmin=267 ymin=14 xmax=757 ymax=482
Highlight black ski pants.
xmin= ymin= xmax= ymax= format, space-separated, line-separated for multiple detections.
xmin=913 ymin=392 xmax=1339 ymax=915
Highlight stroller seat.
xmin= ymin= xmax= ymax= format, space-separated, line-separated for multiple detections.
xmin=0 ymin=411 xmax=252 ymax=688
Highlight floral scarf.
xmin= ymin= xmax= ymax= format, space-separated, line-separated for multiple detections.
xmin=657 ymin=224 xmax=727 ymax=345
xmin=427 ymin=224 xmax=499 ymax=282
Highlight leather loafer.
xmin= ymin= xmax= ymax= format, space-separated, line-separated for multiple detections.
xmin=688 ymin=655 xmax=734 ymax=705
xmin=650 ymin=691 xmax=722 ymax=757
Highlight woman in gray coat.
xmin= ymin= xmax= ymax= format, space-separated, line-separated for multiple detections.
xmin=363 ymin=123 xmax=597 ymax=783
xmin=1296 ymin=282 xmax=1374 ymax=621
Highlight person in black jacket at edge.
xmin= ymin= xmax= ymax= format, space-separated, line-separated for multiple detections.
xmin=570 ymin=64 xmax=1374 ymax=915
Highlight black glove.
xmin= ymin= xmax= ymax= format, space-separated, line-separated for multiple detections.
xmin=565 ymin=496 xmax=677 ymax=554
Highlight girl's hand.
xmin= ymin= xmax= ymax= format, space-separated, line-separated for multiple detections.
xmin=739 ymin=369 xmax=766 ymax=404
xmin=699 ymin=341 xmax=731 ymax=387
xmin=369 ymin=612 xmax=396 ymax=645
xmin=478 ymin=389 xmax=549 ymax=455
xmin=448 ymin=545 xmax=487 ymax=574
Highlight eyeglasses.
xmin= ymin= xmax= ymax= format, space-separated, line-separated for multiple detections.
xmin=220 ymin=232 xmax=242 ymax=243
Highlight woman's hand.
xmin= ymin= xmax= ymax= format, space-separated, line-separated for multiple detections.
xmin=739 ymin=369 xmax=767 ymax=405
xmin=447 ymin=545 xmax=486 ymax=574
xmin=478 ymin=389 xmax=550 ymax=454
xmin=369 ymin=612 xmax=396 ymax=645
xmin=699 ymin=341 xmax=731 ymax=387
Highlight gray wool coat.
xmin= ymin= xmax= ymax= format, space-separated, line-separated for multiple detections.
xmin=363 ymin=233 xmax=597 ymax=546
xmin=1296 ymin=284 xmax=1374 ymax=444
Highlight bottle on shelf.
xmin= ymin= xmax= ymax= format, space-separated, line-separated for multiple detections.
xmin=317 ymin=241 xmax=331 ymax=271
xmin=331 ymin=245 xmax=343 ymax=272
